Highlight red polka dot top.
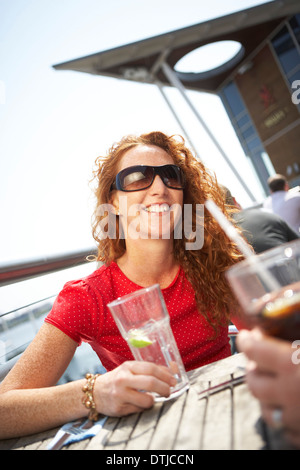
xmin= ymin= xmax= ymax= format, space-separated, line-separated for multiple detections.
xmin=45 ymin=262 xmax=231 ymax=372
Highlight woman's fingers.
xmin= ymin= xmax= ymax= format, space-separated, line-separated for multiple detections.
xmin=127 ymin=361 xmax=177 ymax=387
xmin=95 ymin=361 xmax=177 ymax=417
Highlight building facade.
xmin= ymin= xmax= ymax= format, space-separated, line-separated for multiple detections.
xmin=219 ymin=14 xmax=300 ymax=191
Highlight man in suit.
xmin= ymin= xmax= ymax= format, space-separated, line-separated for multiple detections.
xmin=222 ymin=186 xmax=299 ymax=254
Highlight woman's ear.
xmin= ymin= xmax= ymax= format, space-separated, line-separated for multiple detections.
xmin=109 ymin=192 xmax=120 ymax=215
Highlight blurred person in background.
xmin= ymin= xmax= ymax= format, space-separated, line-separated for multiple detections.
xmin=263 ymin=174 xmax=300 ymax=234
xmin=221 ymin=186 xmax=299 ymax=254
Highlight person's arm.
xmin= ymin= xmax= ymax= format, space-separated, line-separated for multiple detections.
xmin=0 ymin=323 xmax=87 ymax=438
xmin=237 ymin=329 xmax=300 ymax=448
xmin=0 ymin=322 xmax=175 ymax=439
xmin=276 ymin=217 xmax=300 ymax=241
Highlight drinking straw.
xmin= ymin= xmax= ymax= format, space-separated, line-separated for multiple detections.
xmin=204 ymin=199 xmax=280 ymax=291
xmin=205 ymin=200 xmax=254 ymax=258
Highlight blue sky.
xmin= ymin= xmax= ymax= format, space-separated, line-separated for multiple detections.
xmin=0 ymin=0 xmax=276 ymax=312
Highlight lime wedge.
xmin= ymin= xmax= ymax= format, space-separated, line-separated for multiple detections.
xmin=128 ymin=336 xmax=153 ymax=348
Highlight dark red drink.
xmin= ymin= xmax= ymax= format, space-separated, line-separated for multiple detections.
xmin=247 ymin=287 xmax=300 ymax=341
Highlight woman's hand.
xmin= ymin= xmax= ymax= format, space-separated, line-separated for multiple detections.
xmin=94 ymin=361 xmax=177 ymax=416
xmin=237 ymin=328 xmax=300 ymax=448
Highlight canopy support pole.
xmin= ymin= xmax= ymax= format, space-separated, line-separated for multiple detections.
xmin=160 ymin=61 xmax=256 ymax=202
xmin=155 ymin=80 xmax=200 ymax=159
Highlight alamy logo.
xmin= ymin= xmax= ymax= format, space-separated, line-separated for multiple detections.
xmin=292 ymin=340 xmax=300 ymax=365
xmin=96 ymin=199 xmax=204 ymax=250
xmin=291 ymin=80 xmax=300 ymax=105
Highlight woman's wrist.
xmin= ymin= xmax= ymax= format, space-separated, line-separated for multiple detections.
xmin=82 ymin=373 xmax=101 ymax=421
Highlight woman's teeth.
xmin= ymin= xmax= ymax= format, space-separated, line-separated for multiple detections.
xmin=144 ymin=204 xmax=169 ymax=213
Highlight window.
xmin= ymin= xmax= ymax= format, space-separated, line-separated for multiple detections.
xmin=246 ymin=137 xmax=263 ymax=153
xmin=290 ymin=14 xmax=300 ymax=46
xmin=288 ymin=67 xmax=300 ymax=87
xmin=272 ymin=25 xmax=300 ymax=76
xmin=241 ymin=125 xmax=256 ymax=141
xmin=222 ymin=82 xmax=244 ymax=117
xmin=220 ymin=82 xmax=270 ymax=192
xmin=236 ymin=113 xmax=250 ymax=129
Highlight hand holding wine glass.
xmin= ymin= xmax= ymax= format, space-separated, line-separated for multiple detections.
xmin=205 ymin=200 xmax=300 ymax=448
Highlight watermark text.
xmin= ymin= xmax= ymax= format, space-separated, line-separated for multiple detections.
xmin=96 ymin=199 xmax=204 ymax=250
xmin=292 ymin=340 xmax=300 ymax=365
xmin=291 ymin=80 xmax=300 ymax=105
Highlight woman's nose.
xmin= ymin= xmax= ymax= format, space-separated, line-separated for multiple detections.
xmin=149 ymin=175 xmax=167 ymax=194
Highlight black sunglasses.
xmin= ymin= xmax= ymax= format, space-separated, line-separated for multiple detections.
xmin=110 ymin=164 xmax=185 ymax=192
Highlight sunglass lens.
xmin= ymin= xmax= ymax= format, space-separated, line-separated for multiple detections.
xmin=121 ymin=166 xmax=154 ymax=191
xmin=161 ymin=166 xmax=184 ymax=189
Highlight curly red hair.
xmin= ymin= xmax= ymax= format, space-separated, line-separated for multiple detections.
xmin=91 ymin=131 xmax=245 ymax=328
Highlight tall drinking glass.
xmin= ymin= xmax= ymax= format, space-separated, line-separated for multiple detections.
xmin=226 ymin=240 xmax=300 ymax=341
xmin=107 ymin=284 xmax=189 ymax=401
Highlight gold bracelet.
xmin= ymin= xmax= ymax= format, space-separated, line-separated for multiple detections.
xmin=82 ymin=373 xmax=100 ymax=421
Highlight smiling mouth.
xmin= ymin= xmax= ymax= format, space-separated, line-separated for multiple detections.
xmin=143 ymin=203 xmax=170 ymax=213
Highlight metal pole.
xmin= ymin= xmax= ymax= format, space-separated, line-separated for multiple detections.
xmin=0 ymin=247 xmax=98 ymax=287
xmin=155 ymin=80 xmax=201 ymax=160
xmin=161 ymin=61 xmax=257 ymax=202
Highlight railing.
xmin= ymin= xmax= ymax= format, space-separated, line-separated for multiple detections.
xmin=0 ymin=247 xmax=97 ymax=287
xmin=0 ymin=247 xmax=98 ymax=381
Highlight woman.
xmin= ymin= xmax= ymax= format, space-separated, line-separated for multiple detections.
xmin=0 ymin=131 xmax=244 ymax=439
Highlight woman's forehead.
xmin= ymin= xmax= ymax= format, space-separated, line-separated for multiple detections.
xmin=118 ymin=145 xmax=174 ymax=171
